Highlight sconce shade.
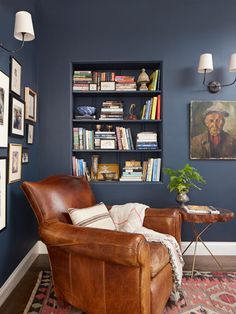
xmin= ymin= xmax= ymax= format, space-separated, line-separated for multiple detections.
xmin=14 ymin=11 xmax=35 ymax=42
xmin=229 ymin=53 xmax=236 ymax=72
xmin=198 ymin=53 xmax=213 ymax=73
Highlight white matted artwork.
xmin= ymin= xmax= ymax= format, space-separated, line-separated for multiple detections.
xmin=8 ymin=143 xmax=22 ymax=183
xmin=0 ymin=158 xmax=7 ymax=231
xmin=10 ymin=57 xmax=22 ymax=96
xmin=10 ymin=96 xmax=25 ymax=137
xmin=27 ymin=124 xmax=34 ymax=144
xmin=0 ymin=70 xmax=10 ymax=147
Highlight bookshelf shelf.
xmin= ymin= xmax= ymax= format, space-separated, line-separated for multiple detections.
xmin=71 ymin=61 xmax=163 ymax=184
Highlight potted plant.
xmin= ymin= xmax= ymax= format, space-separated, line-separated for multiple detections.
xmin=164 ymin=164 xmax=206 ymax=207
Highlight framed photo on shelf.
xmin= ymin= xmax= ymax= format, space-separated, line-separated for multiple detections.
xmin=25 ymin=87 xmax=37 ymax=122
xmin=97 ymin=163 xmax=119 ymax=181
xmin=10 ymin=57 xmax=22 ymax=96
xmin=8 ymin=143 xmax=22 ymax=183
xmin=27 ymin=124 xmax=34 ymax=144
xmin=100 ymin=139 xmax=116 ymax=149
xmin=190 ymin=100 xmax=236 ymax=160
xmin=0 ymin=70 xmax=10 ymax=147
xmin=10 ymin=96 xmax=25 ymax=137
xmin=0 ymin=158 xmax=7 ymax=231
xmin=22 ymin=147 xmax=29 ymax=164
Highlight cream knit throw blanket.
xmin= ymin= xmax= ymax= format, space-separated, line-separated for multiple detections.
xmin=109 ymin=203 xmax=184 ymax=299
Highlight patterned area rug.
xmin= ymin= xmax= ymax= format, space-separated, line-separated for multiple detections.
xmin=24 ymin=271 xmax=236 ymax=314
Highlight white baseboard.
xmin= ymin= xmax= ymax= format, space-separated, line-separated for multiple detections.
xmin=181 ymin=241 xmax=236 ymax=256
xmin=0 ymin=241 xmax=40 ymax=307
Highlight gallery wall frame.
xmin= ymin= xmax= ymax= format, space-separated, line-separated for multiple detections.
xmin=10 ymin=95 xmax=25 ymax=137
xmin=190 ymin=100 xmax=236 ymax=159
xmin=8 ymin=143 xmax=22 ymax=183
xmin=0 ymin=70 xmax=10 ymax=147
xmin=0 ymin=158 xmax=7 ymax=231
xmin=27 ymin=124 xmax=34 ymax=144
xmin=10 ymin=57 xmax=22 ymax=97
xmin=25 ymin=87 xmax=37 ymax=122
xmin=22 ymin=147 xmax=29 ymax=164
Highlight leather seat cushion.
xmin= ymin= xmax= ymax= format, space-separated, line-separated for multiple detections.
xmin=149 ymin=242 xmax=170 ymax=277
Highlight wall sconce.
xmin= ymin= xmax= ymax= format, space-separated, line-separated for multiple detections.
xmin=0 ymin=11 xmax=35 ymax=54
xmin=198 ymin=53 xmax=236 ymax=93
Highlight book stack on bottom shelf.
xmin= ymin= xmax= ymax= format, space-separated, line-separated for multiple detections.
xmin=120 ymin=161 xmax=143 ymax=181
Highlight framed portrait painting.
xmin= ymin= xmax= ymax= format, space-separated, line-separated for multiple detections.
xmin=10 ymin=57 xmax=22 ymax=96
xmin=27 ymin=124 xmax=34 ymax=144
xmin=25 ymin=87 xmax=37 ymax=122
xmin=10 ymin=96 xmax=25 ymax=137
xmin=190 ymin=100 xmax=236 ymax=159
xmin=8 ymin=143 xmax=22 ymax=183
xmin=0 ymin=70 xmax=10 ymax=147
xmin=0 ymin=158 xmax=7 ymax=231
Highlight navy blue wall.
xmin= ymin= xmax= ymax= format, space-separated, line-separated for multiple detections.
xmin=36 ymin=0 xmax=236 ymax=241
xmin=0 ymin=0 xmax=39 ymax=286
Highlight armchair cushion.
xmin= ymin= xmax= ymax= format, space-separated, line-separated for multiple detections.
xmin=68 ymin=202 xmax=116 ymax=230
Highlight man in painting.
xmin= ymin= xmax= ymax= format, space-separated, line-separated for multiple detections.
xmin=191 ymin=102 xmax=236 ymax=159
xmin=0 ymin=87 xmax=4 ymax=125
xmin=13 ymin=107 xmax=22 ymax=130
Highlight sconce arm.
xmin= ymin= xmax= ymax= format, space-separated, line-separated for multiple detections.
xmin=0 ymin=33 xmax=25 ymax=54
xmin=221 ymin=76 xmax=236 ymax=87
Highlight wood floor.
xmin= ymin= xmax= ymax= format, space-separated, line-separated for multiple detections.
xmin=0 ymin=254 xmax=236 ymax=314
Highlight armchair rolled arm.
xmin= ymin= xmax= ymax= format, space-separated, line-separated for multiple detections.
xmin=39 ymin=220 xmax=150 ymax=267
xmin=143 ymin=208 xmax=182 ymax=245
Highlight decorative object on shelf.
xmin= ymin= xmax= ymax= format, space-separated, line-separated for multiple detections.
xmin=0 ymin=70 xmax=10 ymax=148
xmin=96 ymin=124 xmax=102 ymax=132
xmin=164 ymin=164 xmax=206 ymax=208
xmin=10 ymin=96 xmax=25 ymax=137
xmin=27 ymin=124 xmax=34 ymax=144
xmin=126 ymin=103 xmax=137 ymax=120
xmin=91 ymin=155 xmax=99 ymax=180
xmin=97 ymin=163 xmax=119 ymax=181
xmin=0 ymin=158 xmax=6 ymax=231
xmin=22 ymin=147 xmax=29 ymax=164
xmin=10 ymin=57 xmax=22 ymax=96
xmin=101 ymin=172 xmax=116 ymax=181
xmin=198 ymin=53 xmax=236 ymax=93
xmin=0 ymin=11 xmax=35 ymax=54
xmin=137 ymin=68 xmax=150 ymax=91
xmin=8 ymin=143 xmax=22 ymax=183
xmin=77 ymin=106 xmax=96 ymax=116
xmin=25 ymin=87 xmax=37 ymax=122
xmin=190 ymin=100 xmax=236 ymax=159
xmin=106 ymin=125 xmax=113 ymax=132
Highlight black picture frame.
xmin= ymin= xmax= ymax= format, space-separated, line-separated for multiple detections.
xmin=0 ymin=158 xmax=7 ymax=231
xmin=10 ymin=57 xmax=22 ymax=97
xmin=9 ymin=95 xmax=25 ymax=137
xmin=22 ymin=147 xmax=29 ymax=164
xmin=0 ymin=70 xmax=10 ymax=147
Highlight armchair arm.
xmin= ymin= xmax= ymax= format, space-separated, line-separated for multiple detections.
xmin=39 ymin=220 xmax=150 ymax=267
xmin=143 ymin=208 xmax=182 ymax=245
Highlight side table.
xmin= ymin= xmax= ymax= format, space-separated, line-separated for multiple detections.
xmin=180 ymin=208 xmax=234 ymax=277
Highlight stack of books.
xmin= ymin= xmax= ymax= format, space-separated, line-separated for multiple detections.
xmin=94 ymin=130 xmax=117 ymax=150
xmin=115 ymin=75 xmax=137 ymax=91
xmin=141 ymin=95 xmax=161 ymax=120
xmin=73 ymin=127 xmax=94 ymax=150
xmin=182 ymin=205 xmax=220 ymax=214
xmin=120 ymin=161 xmax=143 ymax=181
xmin=73 ymin=71 xmax=92 ymax=91
xmin=115 ymin=126 xmax=134 ymax=150
xmin=99 ymin=101 xmax=124 ymax=120
xmin=142 ymin=158 xmax=161 ymax=182
xmin=136 ymin=132 xmax=158 ymax=150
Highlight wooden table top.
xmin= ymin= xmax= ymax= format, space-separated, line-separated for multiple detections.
xmin=180 ymin=208 xmax=234 ymax=223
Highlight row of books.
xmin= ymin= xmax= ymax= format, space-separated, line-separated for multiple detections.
xmin=72 ymin=157 xmax=89 ymax=177
xmin=73 ymin=128 xmax=94 ymax=150
xmin=141 ymin=96 xmax=161 ymax=120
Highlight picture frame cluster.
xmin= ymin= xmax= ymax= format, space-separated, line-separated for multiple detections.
xmin=0 ymin=56 xmax=38 ymax=231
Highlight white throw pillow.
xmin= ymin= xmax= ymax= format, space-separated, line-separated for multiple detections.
xmin=68 ymin=202 xmax=116 ymax=230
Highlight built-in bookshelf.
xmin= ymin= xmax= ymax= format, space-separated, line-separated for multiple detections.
xmin=71 ymin=61 xmax=163 ymax=184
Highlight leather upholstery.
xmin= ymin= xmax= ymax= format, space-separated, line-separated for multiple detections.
xmin=21 ymin=175 xmax=182 ymax=314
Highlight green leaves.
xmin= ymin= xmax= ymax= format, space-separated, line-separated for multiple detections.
xmin=164 ymin=164 xmax=206 ymax=194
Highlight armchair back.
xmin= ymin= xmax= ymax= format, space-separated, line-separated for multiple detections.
xmin=21 ymin=175 xmax=96 ymax=224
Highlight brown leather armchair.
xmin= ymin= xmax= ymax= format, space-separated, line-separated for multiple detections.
xmin=21 ymin=175 xmax=182 ymax=314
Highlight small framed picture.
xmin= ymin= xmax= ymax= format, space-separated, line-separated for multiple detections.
xmin=22 ymin=147 xmax=29 ymax=164
xmin=0 ymin=158 xmax=7 ymax=231
xmin=25 ymin=87 xmax=37 ymax=122
xmin=100 ymin=138 xmax=116 ymax=149
xmin=10 ymin=96 xmax=25 ymax=137
xmin=8 ymin=143 xmax=22 ymax=183
xmin=0 ymin=70 xmax=10 ymax=147
xmin=100 ymin=81 xmax=115 ymax=91
xmin=89 ymin=83 xmax=97 ymax=91
xmin=10 ymin=57 xmax=22 ymax=96
xmin=27 ymin=124 xmax=34 ymax=144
